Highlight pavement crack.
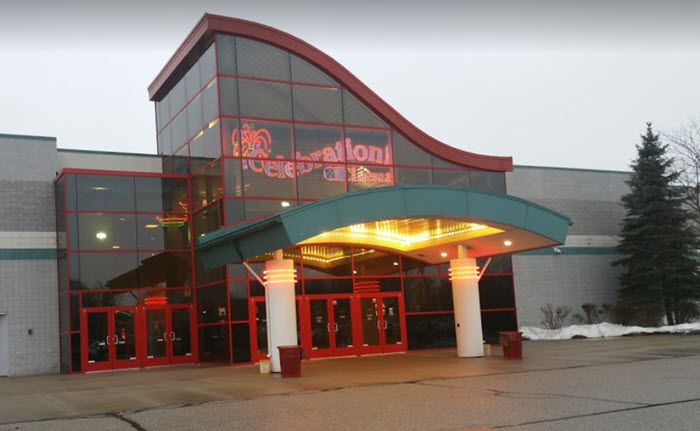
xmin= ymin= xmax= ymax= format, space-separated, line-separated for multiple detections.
xmin=111 ymin=412 xmax=148 ymax=431
xmin=484 ymin=388 xmax=650 ymax=406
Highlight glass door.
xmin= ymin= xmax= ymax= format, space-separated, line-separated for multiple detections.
xmin=169 ymin=305 xmax=195 ymax=364
xmin=112 ymin=307 xmax=138 ymax=369
xmin=380 ymin=295 xmax=405 ymax=353
xmin=355 ymin=294 xmax=405 ymax=355
xmin=145 ymin=308 xmax=168 ymax=366
xmin=357 ymin=296 xmax=382 ymax=355
xmin=144 ymin=305 xmax=194 ymax=366
xmin=331 ymin=297 xmax=355 ymax=356
xmin=308 ymin=298 xmax=332 ymax=358
xmin=83 ymin=308 xmax=111 ymax=372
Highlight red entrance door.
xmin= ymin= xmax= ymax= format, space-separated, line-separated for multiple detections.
xmin=81 ymin=306 xmax=139 ymax=372
xmin=356 ymin=293 xmax=406 ymax=355
xmin=143 ymin=304 xmax=195 ymax=367
xmin=305 ymin=295 xmax=356 ymax=358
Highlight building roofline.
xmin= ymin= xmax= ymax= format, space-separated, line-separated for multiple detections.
xmin=0 ymin=133 xmax=56 ymax=142
xmin=148 ymin=14 xmax=513 ymax=172
xmin=58 ymin=148 xmax=160 ymax=158
xmin=513 ymin=164 xmax=631 ymax=175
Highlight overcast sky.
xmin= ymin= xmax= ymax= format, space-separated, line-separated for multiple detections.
xmin=2 ymin=0 xmax=699 ymax=171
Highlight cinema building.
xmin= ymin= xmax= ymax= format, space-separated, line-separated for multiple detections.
xmin=0 ymin=14 xmax=629 ymax=376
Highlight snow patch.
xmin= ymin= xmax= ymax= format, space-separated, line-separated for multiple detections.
xmin=522 ymin=322 xmax=700 ymax=340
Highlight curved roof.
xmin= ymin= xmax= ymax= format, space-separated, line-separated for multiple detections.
xmin=149 ymin=14 xmax=513 ymax=172
xmin=195 ymin=185 xmax=570 ymax=268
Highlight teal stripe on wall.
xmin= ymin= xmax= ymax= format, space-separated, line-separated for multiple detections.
xmin=516 ymin=247 xmax=619 ymax=256
xmin=0 ymin=249 xmax=56 ymax=260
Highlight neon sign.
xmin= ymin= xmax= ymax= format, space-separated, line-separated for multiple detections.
xmin=232 ymin=123 xmax=393 ymax=183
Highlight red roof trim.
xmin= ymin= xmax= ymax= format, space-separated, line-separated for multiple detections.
xmin=148 ymin=14 xmax=513 ymax=172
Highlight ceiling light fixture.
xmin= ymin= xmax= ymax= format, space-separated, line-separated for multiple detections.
xmin=504 ymin=240 xmax=512 ymax=246
xmin=96 ymin=232 xmax=107 ymax=240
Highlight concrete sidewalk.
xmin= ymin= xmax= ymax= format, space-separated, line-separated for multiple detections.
xmin=2 ymin=335 xmax=699 ymax=426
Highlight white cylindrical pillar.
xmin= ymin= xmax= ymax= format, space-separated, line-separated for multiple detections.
xmin=264 ymin=258 xmax=297 ymax=372
xmin=449 ymin=257 xmax=484 ymax=357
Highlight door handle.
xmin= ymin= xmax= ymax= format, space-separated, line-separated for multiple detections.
xmin=377 ymin=321 xmax=381 ymax=329
xmin=171 ymin=331 xmax=176 ymax=341
xmin=334 ymin=323 xmax=338 ymax=332
xmin=384 ymin=321 xmax=388 ymax=330
xmin=327 ymin=323 xmax=332 ymax=332
xmin=164 ymin=332 xmax=169 ymax=341
xmin=112 ymin=335 xmax=119 ymax=345
xmin=105 ymin=337 xmax=111 ymax=345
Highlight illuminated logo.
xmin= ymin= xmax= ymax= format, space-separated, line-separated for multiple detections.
xmin=231 ymin=122 xmax=393 ymax=184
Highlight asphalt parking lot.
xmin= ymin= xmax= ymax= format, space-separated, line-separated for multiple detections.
xmin=2 ymin=335 xmax=699 ymax=430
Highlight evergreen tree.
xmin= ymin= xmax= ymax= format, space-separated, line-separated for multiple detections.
xmin=613 ymin=123 xmax=700 ymax=325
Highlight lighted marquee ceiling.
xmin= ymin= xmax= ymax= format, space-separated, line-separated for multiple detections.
xmin=299 ymin=217 xmax=503 ymax=252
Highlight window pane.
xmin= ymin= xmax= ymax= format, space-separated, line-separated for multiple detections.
xmin=77 ymin=252 xmax=139 ymax=290
xmin=184 ymin=60 xmax=201 ymax=101
xmin=190 ymin=125 xmax=221 ymax=173
xmin=238 ymin=79 xmax=292 ymax=120
xmin=244 ymin=199 xmax=296 ymax=220
xmin=432 ymin=169 xmax=470 ymax=187
xmin=301 ymin=246 xmax=352 ymax=277
xmin=58 ymin=254 xmax=67 ymax=293
xmin=229 ymin=279 xmax=248 ymax=321
xmin=136 ymin=214 xmax=190 ymax=250
xmin=406 ymin=314 xmax=456 ymax=350
xmin=401 ymin=257 xmax=441 ymax=276
xmin=66 ymin=174 xmax=77 ymax=209
xmin=170 ymin=109 xmax=189 ymax=153
xmin=200 ymin=43 xmax=217 ymax=85
xmin=139 ymin=251 xmax=192 ymax=288
xmin=236 ymin=37 xmax=290 ymax=81
xmin=171 ymin=144 xmax=190 ymax=175
xmin=193 ymin=202 xmax=221 ymax=239
xmin=168 ymin=79 xmax=186 ymax=119
xmin=219 ymin=76 xmax=239 ymax=116
xmin=76 ymin=213 xmax=137 ymax=250
xmin=344 ymin=128 xmax=392 ymax=165
xmin=57 ymin=216 xmax=66 ymax=253
xmin=135 ymin=177 xmax=189 ymax=213
xmin=192 ymin=161 xmax=222 ymax=211
xmin=403 ymin=277 xmax=453 ymax=312
xmin=224 ymin=198 xmax=245 ymax=225
xmin=82 ymin=290 xmax=139 ymax=307
xmin=392 ymin=132 xmax=431 ymax=166
xmin=395 ymin=167 xmax=431 ymax=185
xmin=198 ymin=325 xmax=230 ymax=363
xmin=201 ymin=80 xmax=219 ymax=124
xmin=195 ymin=254 xmax=224 ymax=285
xmin=235 ymin=120 xmax=292 ymax=160
xmin=481 ymin=310 xmax=517 ymax=344
xmin=293 ymin=85 xmax=342 ymax=124
xmin=294 ymin=124 xmax=343 ymax=160
xmin=476 ymin=255 xmax=513 ymax=274
xmin=158 ymin=125 xmax=172 ymax=156
xmin=303 ymin=278 xmax=353 ymax=295
xmin=353 ymin=249 xmax=400 ymax=276
xmin=347 ymin=164 xmax=394 ymax=191
xmin=223 ymin=158 xmax=243 ymax=197
xmin=76 ymin=175 xmax=135 ymax=211
xmin=221 ymin=118 xmax=239 ymax=157
xmin=471 ymin=170 xmax=506 ymax=193
xmin=297 ymin=163 xmax=345 ymax=199
xmin=186 ymin=93 xmax=203 ymax=139
xmin=216 ymin=34 xmax=237 ymax=75
xmin=478 ymin=275 xmax=515 ymax=309
xmin=291 ymin=55 xmax=338 ymax=86
xmin=342 ymin=91 xmax=387 ymax=128
xmin=197 ymin=284 xmax=228 ymax=324
xmin=231 ymin=323 xmax=251 ymax=363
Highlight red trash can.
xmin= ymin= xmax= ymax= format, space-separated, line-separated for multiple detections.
xmin=277 ymin=345 xmax=302 ymax=377
xmin=499 ymin=331 xmax=523 ymax=360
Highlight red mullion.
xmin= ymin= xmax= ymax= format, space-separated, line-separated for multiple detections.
xmin=58 ymin=168 xmax=188 ymax=179
xmin=70 ymin=248 xmax=191 ymax=254
xmin=481 ymin=307 xmax=517 ymax=313
xmin=223 ymin=73 xmax=342 ymax=90
xmin=156 ymin=75 xmax=218 ymax=135
xmin=64 ymin=209 xmax=188 ymax=216
xmin=197 ymin=279 xmax=227 ymax=290
xmin=343 ymin=123 xmax=392 ymax=133
xmin=190 ymin=156 xmax=222 ymax=178
xmin=405 ymin=310 xmax=454 ymax=316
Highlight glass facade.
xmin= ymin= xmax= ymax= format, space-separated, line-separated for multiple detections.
xmin=55 ymin=27 xmax=516 ymax=372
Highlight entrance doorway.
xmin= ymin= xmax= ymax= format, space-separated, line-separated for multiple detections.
xmin=306 ymin=295 xmax=355 ymax=358
xmin=357 ymin=293 xmax=405 ymax=354
xmin=144 ymin=305 xmax=195 ymax=367
xmin=81 ymin=307 xmax=139 ymax=372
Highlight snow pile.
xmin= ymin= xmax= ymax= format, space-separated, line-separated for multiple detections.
xmin=522 ymin=322 xmax=700 ymax=340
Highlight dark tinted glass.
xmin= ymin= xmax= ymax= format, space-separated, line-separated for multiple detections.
xmin=238 ymin=79 xmax=292 ymax=120
xmin=406 ymin=314 xmax=456 ymax=350
xmin=76 ymin=213 xmax=137 ymax=250
xmin=344 ymin=129 xmax=391 ymax=165
xmin=60 ymin=334 xmax=69 ymax=373
xmin=201 ymin=80 xmax=219 ymax=124
xmin=184 ymin=60 xmax=201 ymax=101
xmin=219 ymin=76 xmax=239 ymax=115
xmin=377 ymin=277 xmax=402 ymax=292
xmin=231 ymin=323 xmax=251 ymax=363
xmin=76 ymin=175 xmax=135 ymax=211
xmin=342 ymin=91 xmax=387 ymax=128
xmin=294 ymin=124 xmax=343 ymax=159
xmin=293 ymin=85 xmax=342 ymax=123
xmin=354 ymin=249 xmax=401 ymax=276
xmin=58 ymin=255 xmax=67 ymax=293
xmin=186 ymin=93 xmax=203 ymax=138
xmin=195 ymin=254 xmax=224 ymax=285
xmin=170 ymin=110 xmax=189 ymax=153
xmin=77 ymin=252 xmax=139 ymax=289
xmin=347 ymin=165 xmax=394 ymax=191
xmin=301 ymin=246 xmax=352 ymax=277
xmin=59 ymin=294 xmax=68 ymax=333
xmin=56 ymin=216 xmax=66 ymax=253
xmin=401 ymin=257 xmax=443 ymax=275
xmin=67 ymin=214 xmax=78 ymax=251
xmin=216 ymin=34 xmax=237 ymax=75
xmin=395 ymin=167 xmax=431 ymax=185
xmin=229 ymin=279 xmax=248 ymax=321
xmin=303 ymin=278 xmax=353 ymax=295
xmin=244 ymin=199 xmax=296 ymax=220
xmin=403 ymin=277 xmax=453 ymax=312
xmin=71 ymin=332 xmax=81 ymax=372
xmin=171 ymin=145 xmax=190 ymax=175
xmin=66 ymin=174 xmax=77 ymax=209
xmin=197 ymin=284 xmax=228 ymax=323
xmin=476 ymin=255 xmax=513 ymax=274
xmin=223 ymin=158 xmax=243 ymax=197
xmin=158 ymin=126 xmax=172 ymax=157
xmin=138 ymin=251 xmax=192 ymax=287
xmin=70 ymin=293 xmax=80 ymax=331
xmin=432 ymin=168 xmax=470 ymax=187
xmin=291 ymin=55 xmax=338 ymax=86
xmin=478 ymin=275 xmax=515 ymax=309
xmin=198 ymin=325 xmax=230 ymax=363
xmin=190 ymin=123 xmax=221 ymax=172
xmin=297 ymin=163 xmax=345 ymax=199
xmin=392 ymin=132 xmax=431 ymax=166
xmin=69 ymin=253 xmax=80 ymax=290
xmin=200 ymin=43 xmax=217 ymax=85
xmin=481 ymin=310 xmax=517 ymax=344
xmin=82 ymin=290 xmax=139 ymax=307
xmin=136 ymin=214 xmax=190 ymax=250
xmin=221 ymin=118 xmax=239 ymax=157
xmin=193 ymin=202 xmax=221 ymax=239
xmin=471 ymin=170 xmax=506 ymax=193
xmin=168 ymin=79 xmax=186 ymax=119
xmin=192 ymin=162 xmax=222 ymax=211
xmin=135 ymin=177 xmax=189 ymax=213
xmin=236 ymin=37 xmax=290 ymax=80
xmin=224 ymin=198 xmax=245 ymax=225
xmin=235 ymin=120 xmax=292 ymax=159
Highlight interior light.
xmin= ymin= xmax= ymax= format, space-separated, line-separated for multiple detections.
xmin=145 ymin=224 xmax=159 ymax=229
xmin=353 ymin=270 xmax=357 ymax=274
xmin=112 ymin=245 xmax=120 ymax=249
xmin=96 ymin=232 xmax=107 ymax=240
xmin=440 ymin=252 xmax=448 ymax=258
xmin=281 ymin=201 xmax=291 ymax=208
xmin=392 ymin=261 xmax=399 ymax=266
xmin=91 ymin=187 xmax=107 ymax=191
xmin=504 ymin=240 xmax=513 ymax=246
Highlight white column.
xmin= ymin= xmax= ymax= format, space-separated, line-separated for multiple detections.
xmin=449 ymin=246 xmax=483 ymax=357
xmin=264 ymin=257 xmax=297 ymax=372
